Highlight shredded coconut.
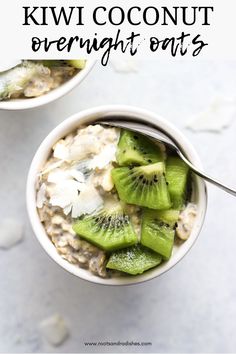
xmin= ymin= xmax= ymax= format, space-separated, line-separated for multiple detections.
xmin=50 ymin=179 xmax=85 ymax=210
xmin=40 ymin=160 xmax=64 ymax=175
xmin=53 ymin=141 xmax=69 ymax=160
xmin=89 ymin=144 xmax=117 ymax=169
xmin=36 ymin=183 xmax=47 ymax=208
xmin=71 ymin=184 xmax=104 ymax=218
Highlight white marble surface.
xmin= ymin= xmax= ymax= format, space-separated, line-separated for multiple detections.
xmin=0 ymin=61 xmax=236 ymax=353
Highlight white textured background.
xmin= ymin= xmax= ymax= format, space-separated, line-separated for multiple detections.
xmin=0 ymin=61 xmax=236 ymax=353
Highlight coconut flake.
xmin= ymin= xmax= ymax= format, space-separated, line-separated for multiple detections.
xmin=110 ymin=59 xmax=138 ymax=73
xmin=71 ymin=185 xmax=103 ymax=218
xmin=63 ymin=204 xmax=72 ymax=216
xmin=92 ymin=166 xmax=115 ymax=192
xmin=50 ymin=180 xmax=85 ymax=209
xmin=75 ymin=160 xmax=92 ymax=175
xmin=53 ymin=126 xmax=120 ymax=164
xmin=53 ymin=141 xmax=69 ymax=160
xmin=0 ymin=218 xmax=24 ymax=249
xmin=48 ymin=168 xmax=85 ymax=184
xmin=65 ymin=135 xmax=100 ymax=161
xmin=39 ymin=314 xmax=69 ymax=346
xmin=36 ymin=183 xmax=47 ymax=208
xmin=89 ymin=144 xmax=117 ymax=170
xmin=40 ymin=160 xmax=64 ymax=176
xmin=41 ymin=125 xmax=119 ymax=219
xmin=48 ymin=170 xmax=69 ymax=184
xmin=69 ymin=169 xmax=85 ymax=182
xmin=47 ymin=166 xmax=92 ymax=215
xmin=187 ymin=97 xmax=236 ymax=133
xmin=100 ymin=165 xmax=114 ymax=191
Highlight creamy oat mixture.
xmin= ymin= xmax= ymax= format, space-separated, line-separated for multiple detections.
xmin=36 ymin=124 xmax=197 ymax=278
xmin=0 ymin=60 xmax=85 ymax=101
xmin=37 ymin=125 xmax=122 ymax=277
xmin=176 ymin=203 xmax=197 ymax=240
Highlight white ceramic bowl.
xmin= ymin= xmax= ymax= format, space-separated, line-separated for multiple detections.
xmin=0 ymin=61 xmax=95 ymax=111
xmin=26 ymin=105 xmax=207 ymax=285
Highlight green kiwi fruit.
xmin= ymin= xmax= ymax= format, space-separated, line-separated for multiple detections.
xmin=72 ymin=203 xmax=137 ymax=252
xmin=66 ymin=60 xmax=86 ymax=69
xmin=116 ymin=130 xmax=164 ymax=166
xmin=141 ymin=209 xmax=180 ymax=260
xmin=112 ymin=162 xmax=171 ymax=210
xmin=106 ymin=244 xmax=162 ymax=275
xmin=166 ymin=156 xmax=189 ymax=209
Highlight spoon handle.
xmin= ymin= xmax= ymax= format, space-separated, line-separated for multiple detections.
xmin=178 ymin=150 xmax=236 ymax=197
xmin=99 ymin=120 xmax=236 ymax=197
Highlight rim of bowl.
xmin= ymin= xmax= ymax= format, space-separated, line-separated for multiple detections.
xmin=26 ymin=105 xmax=208 ymax=286
xmin=0 ymin=60 xmax=96 ymax=111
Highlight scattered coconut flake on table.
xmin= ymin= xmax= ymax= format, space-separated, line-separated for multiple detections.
xmin=110 ymin=59 xmax=138 ymax=73
xmin=187 ymin=97 xmax=236 ymax=133
xmin=39 ymin=314 xmax=69 ymax=346
xmin=0 ymin=218 xmax=24 ymax=249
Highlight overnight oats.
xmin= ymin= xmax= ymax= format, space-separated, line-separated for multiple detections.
xmin=36 ymin=124 xmax=197 ymax=278
xmin=0 ymin=60 xmax=85 ymax=101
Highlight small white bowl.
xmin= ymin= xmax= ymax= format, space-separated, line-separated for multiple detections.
xmin=26 ymin=105 xmax=207 ymax=285
xmin=0 ymin=61 xmax=95 ymax=111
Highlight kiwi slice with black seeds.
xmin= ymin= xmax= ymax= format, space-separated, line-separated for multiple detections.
xmin=72 ymin=203 xmax=137 ymax=252
xmin=116 ymin=130 xmax=164 ymax=166
xmin=112 ymin=162 xmax=171 ymax=210
xmin=141 ymin=209 xmax=180 ymax=260
xmin=166 ymin=156 xmax=189 ymax=209
xmin=106 ymin=244 xmax=162 ymax=275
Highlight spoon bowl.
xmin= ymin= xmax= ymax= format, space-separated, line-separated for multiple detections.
xmin=100 ymin=119 xmax=236 ymax=197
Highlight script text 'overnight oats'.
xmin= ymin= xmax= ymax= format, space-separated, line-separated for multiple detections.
xmin=36 ymin=124 xmax=197 ymax=278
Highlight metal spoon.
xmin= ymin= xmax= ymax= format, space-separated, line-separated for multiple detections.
xmin=100 ymin=119 xmax=236 ymax=197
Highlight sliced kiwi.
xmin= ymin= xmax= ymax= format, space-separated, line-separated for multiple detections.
xmin=106 ymin=245 xmax=162 ymax=275
xmin=112 ymin=162 xmax=171 ymax=210
xmin=72 ymin=203 xmax=137 ymax=252
xmin=66 ymin=60 xmax=86 ymax=69
xmin=116 ymin=130 xmax=164 ymax=166
xmin=166 ymin=156 xmax=189 ymax=209
xmin=141 ymin=209 xmax=180 ymax=260
xmin=40 ymin=60 xmax=62 ymax=67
